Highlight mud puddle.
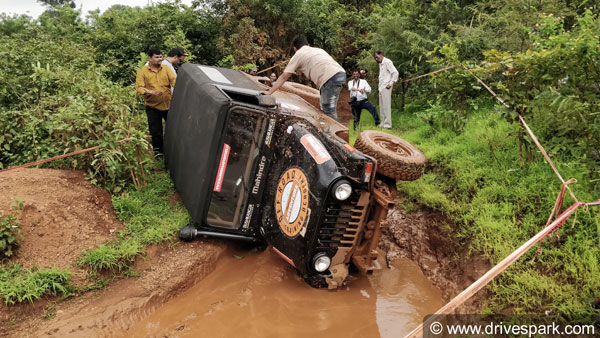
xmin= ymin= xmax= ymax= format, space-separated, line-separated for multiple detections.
xmin=123 ymin=248 xmax=443 ymax=338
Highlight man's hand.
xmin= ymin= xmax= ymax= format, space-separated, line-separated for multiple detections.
xmin=145 ymin=90 xmax=162 ymax=96
xmin=359 ymin=89 xmax=365 ymax=94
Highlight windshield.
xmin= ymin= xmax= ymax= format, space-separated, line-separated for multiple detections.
xmin=207 ymin=109 xmax=266 ymax=228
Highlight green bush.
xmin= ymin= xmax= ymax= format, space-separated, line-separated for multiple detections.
xmin=0 ymin=265 xmax=71 ymax=305
xmin=79 ymin=239 xmax=143 ymax=272
xmin=0 ymin=212 xmax=23 ymax=260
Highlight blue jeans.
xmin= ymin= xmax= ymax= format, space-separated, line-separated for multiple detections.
xmin=319 ymin=72 xmax=346 ymax=121
xmin=351 ymin=99 xmax=380 ymax=129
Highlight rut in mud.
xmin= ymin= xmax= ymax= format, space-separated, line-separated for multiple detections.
xmin=0 ymin=169 xmax=488 ymax=337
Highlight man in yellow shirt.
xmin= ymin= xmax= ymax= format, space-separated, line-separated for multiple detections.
xmin=135 ymin=48 xmax=176 ymax=157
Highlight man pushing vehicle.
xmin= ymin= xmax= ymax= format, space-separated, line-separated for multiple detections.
xmin=261 ymin=34 xmax=346 ymax=122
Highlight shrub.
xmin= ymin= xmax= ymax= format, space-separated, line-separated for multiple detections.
xmin=0 ymin=212 xmax=23 ymax=260
xmin=0 ymin=265 xmax=72 ymax=305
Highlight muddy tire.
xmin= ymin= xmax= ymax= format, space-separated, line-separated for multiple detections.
xmin=354 ymin=130 xmax=426 ymax=181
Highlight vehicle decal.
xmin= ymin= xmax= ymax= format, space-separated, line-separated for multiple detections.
xmin=242 ymin=204 xmax=254 ymax=229
xmin=300 ymin=134 xmax=332 ymax=164
xmin=275 ymin=168 xmax=309 ymax=237
xmin=252 ymin=156 xmax=267 ymax=194
xmin=213 ymin=143 xmax=230 ymax=192
xmin=299 ymin=208 xmax=311 ymax=237
xmin=265 ymin=118 xmax=276 ymax=147
xmin=197 ymin=65 xmax=232 ymax=84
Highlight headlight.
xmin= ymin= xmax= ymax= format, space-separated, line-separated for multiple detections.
xmin=332 ymin=180 xmax=352 ymax=201
xmin=312 ymin=253 xmax=331 ymax=273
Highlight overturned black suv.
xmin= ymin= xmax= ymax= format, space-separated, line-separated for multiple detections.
xmin=165 ymin=64 xmax=426 ymax=288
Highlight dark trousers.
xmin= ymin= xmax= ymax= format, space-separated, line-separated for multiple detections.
xmin=145 ymin=106 xmax=168 ymax=155
xmin=351 ymin=99 xmax=380 ymax=129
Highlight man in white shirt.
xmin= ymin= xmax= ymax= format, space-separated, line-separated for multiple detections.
xmin=373 ymin=51 xmax=399 ymax=129
xmin=348 ymin=70 xmax=380 ymax=130
xmin=261 ymin=34 xmax=346 ymax=121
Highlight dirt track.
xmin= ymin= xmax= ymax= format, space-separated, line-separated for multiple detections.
xmin=0 ymin=169 xmax=487 ymax=337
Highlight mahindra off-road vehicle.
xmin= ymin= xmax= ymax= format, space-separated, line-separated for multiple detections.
xmin=165 ymin=64 xmax=426 ymax=288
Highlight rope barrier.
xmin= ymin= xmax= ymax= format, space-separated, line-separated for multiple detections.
xmin=400 ymin=63 xmax=598 ymax=337
xmin=256 ymin=61 xmax=288 ymax=75
xmin=402 ymin=64 xmax=460 ymax=83
xmin=404 ymin=198 xmax=600 ymax=338
xmin=459 ymin=64 xmax=578 ymax=202
xmin=0 ymin=138 xmax=131 ymax=174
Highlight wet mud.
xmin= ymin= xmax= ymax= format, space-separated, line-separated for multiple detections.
xmin=124 ymin=249 xmax=444 ymax=338
xmin=1 ymin=168 xmax=487 ymax=338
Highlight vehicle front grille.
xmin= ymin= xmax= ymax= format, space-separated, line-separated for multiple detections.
xmin=316 ymin=192 xmax=367 ymax=249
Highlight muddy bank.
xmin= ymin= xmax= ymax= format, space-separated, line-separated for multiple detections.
xmin=381 ymin=203 xmax=490 ymax=313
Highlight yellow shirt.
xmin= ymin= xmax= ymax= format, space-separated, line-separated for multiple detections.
xmin=135 ymin=64 xmax=177 ymax=111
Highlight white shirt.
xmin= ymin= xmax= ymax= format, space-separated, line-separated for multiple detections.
xmin=347 ymin=78 xmax=371 ymax=101
xmin=161 ymin=59 xmax=177 ymax=77
xmin=378 ymin=57 xmax=399 ymax=89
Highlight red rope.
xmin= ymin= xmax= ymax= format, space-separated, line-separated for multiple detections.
xmin=0 ymin=138 xmax=131 ymax=174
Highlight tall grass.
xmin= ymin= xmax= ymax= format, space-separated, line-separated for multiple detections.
xmin=79 ymin=172 xmax=190 ymax=273
xmin=351 ymin=102 xmax=600 ymax=319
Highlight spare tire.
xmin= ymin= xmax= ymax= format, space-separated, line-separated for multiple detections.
xmin=354 ymin=130 xmax=426 ymax=181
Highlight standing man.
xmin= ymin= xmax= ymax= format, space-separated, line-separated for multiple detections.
xmin=163 ymin=47 xmax=187 ymax=76
xmin=348 ymin=70 xmax=380 ymax=130
xmin=373 ymin=51 xmax=398 ymax=129
xmin=261 ymin=34 xmax=346 ymax=121
xmin=135 ymin=48 xmax=176 ymax=158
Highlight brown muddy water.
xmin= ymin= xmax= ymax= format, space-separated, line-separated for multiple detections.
xmin=123 ymin=248 xmax=444 ymax=338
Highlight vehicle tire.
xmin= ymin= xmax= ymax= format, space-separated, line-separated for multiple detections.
xmin=354 ymin=130 xmax=426 ymax=181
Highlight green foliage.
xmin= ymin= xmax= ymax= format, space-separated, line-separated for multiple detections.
xmin=0 ymin=12 xmax=152 ymax=191
xmin=79 ymin=239 xmax=143 ymax=272
xmin=112 ymin=172 xmax=190 ymax=245
xmin=88 ymin=3 xmax=200 ymax=84
xmin=394 ymin=106 xmax=599 ymax=319
xmin=482 ymin=10 xmax=600 ymax=191
xmin=0 ymin=265 xmax=72 ymax=305
xmin=0 ymin=212 xmax=23 ymax=260
xmin=79 ymin=172 xmax=189 ymax=273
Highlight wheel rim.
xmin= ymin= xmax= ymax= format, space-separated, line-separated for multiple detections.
xmin=373 ymin=137 xmax=412 ymax=157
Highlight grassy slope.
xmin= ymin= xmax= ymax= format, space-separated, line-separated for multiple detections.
xmin=350 ymin=103 xmax=599 ymax=319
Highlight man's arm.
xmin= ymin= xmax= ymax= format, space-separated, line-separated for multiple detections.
xmin=261 ymin=72 xmax=292 ymax=95
xmin=363 ymin=80 xmax=372 ymax=94
xmin=386 ymin=61 xmax=399 ymax=88
xmin=168 ymin=67 xmax=176 ymax=88
xmin=135 ymin=70 xmax=148 ymax=96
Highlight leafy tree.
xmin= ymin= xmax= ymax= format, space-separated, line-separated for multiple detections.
xmin=37 ymin=0 xmax=75 ymax=8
